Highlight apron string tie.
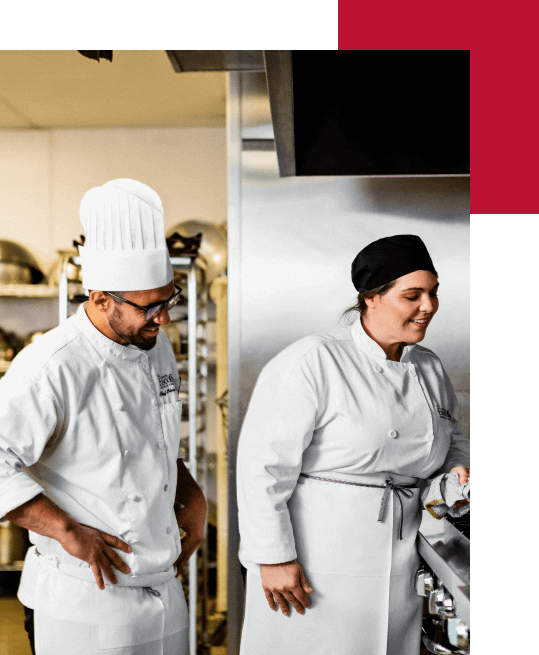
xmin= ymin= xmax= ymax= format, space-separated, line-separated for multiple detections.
xmin=376 ymin=477 xmax=415 ymax=540
xmin=299 ymin=473 xmax=417 ymax=541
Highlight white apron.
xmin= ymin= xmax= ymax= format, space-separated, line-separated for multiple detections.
xmin=240 ymin=471 xmax=423 ymax=655
xmin=20 ymin=546 xmax=189 ymax=655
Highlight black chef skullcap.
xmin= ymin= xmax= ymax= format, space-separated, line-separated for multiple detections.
xmin=351 ymin=235 xmax=437 ymax=293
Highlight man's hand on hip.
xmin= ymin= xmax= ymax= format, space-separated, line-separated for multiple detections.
xmin=60 ymin=523 xmax=132 ymax=590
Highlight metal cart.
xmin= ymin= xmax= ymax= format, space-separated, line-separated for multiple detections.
xmin=60 ymin=255 xmax=210 ymax=655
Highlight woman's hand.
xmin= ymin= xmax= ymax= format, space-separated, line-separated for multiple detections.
xmin=260 ymin=560 xmax=313 ymax=616
xmin=449 ymin=465 xmax=470 ymax=509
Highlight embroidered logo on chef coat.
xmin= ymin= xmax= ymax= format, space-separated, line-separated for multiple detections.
xmin=157 ymin=373 xmax=176 ymax=397
xmin=435 ymin=404 xmax=451 ymax=420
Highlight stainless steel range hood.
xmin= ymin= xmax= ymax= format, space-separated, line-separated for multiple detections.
xmin=166 ymin=50 xmax=470 ymax=179
xmin=166 ymin=50 xmax=265 ymax=73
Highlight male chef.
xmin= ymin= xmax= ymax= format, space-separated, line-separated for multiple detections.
xmin=0 ymin=179 xmax=206 ymax=655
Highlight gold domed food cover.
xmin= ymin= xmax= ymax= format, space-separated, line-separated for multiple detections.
xmin=166 ymin=219 xmax=227 ymax=289
xmin=0 ymin=239 xmax=45 ymax=284
xmin=47 ymin=249 xmax=83 ymax=285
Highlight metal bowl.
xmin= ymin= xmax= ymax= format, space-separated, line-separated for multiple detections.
xmin=0 ymin=262 xmax=33 ymax=284
xmin=0 ymin=240 xmax=44 ymax=284
xmin=47 ymin=250 xmax=83 ymax=285
xmin=166 ymin=220 xmax=227 ymax=286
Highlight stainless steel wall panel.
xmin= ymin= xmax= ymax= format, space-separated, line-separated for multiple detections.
xmin=226 ymin=72 xmax=470 ymax=655
xmin=226 ymin=72 xmax=245 ymax=655
xmin=238 ymin=149 xmax=470 ymax=414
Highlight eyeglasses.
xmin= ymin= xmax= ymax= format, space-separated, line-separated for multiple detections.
xmin=105 ymin=285 xmax=183 ymax=321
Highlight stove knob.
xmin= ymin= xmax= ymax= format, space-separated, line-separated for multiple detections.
xmin=446 ymin=617 xmax=470 ymax=649
xmin=415 ymin=568 xmax=435 ymax=597
xmin=428 ymin=588 xmax=455 ymax=618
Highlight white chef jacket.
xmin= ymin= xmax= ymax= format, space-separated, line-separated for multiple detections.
xmin=237 ymin=317 xmax=470 ymax=568
xmin=0 ymin=304 xmax=187 ymax=643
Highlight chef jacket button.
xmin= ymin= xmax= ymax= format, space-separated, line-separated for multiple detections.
xmin=152 ymin=398 xmax=157 ymax=406
xmin=410 ymin=369 xmax=417 ymax=377
xmin=426 ymin=432 xmax=433 ymax=440
xmin=374 ymin=365 xmax=382 ymax=372
xmin=115 ymin=404 xmax=124 ymax=412
xmin=389 ymin=430 xmax=398 ymax=438
xmin=164 ymin=484 xmax=168 ymax=491
xmin=124 ymin=449 xmax=130 ymax=457
xmin=166 ymin=527 xmax=172 ymax=535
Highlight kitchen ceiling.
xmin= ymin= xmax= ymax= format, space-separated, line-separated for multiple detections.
xmin=0 ymin=50 xmax=226 ymax=128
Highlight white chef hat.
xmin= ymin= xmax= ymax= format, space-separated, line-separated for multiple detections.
xmin=78 ymin=179 xmax=173 ymax=291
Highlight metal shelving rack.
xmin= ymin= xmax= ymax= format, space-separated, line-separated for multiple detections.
xmin=60 ymin=256 xmax=210 ymax=655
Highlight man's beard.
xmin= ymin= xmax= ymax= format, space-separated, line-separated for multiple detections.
xmin=109 ymin=307 xmax=158 ymax=351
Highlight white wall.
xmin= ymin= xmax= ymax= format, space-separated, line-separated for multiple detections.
xmin=0 ymin=127 xmax=227 ymax=274
xmin=0 ymin=126 xmax=226 ymax=453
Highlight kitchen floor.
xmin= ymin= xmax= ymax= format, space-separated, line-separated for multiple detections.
xmin=0 ymin=597 xmax=31 ymax=655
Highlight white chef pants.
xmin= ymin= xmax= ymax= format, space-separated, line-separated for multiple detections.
xmin=35 ymin=612 xmax=188 ymax=655
xmin=20 ymin=550 xmax=189 ymax=655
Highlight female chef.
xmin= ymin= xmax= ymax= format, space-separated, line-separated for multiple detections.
xmin=236 ymin=234 xmax=470 ymax=655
